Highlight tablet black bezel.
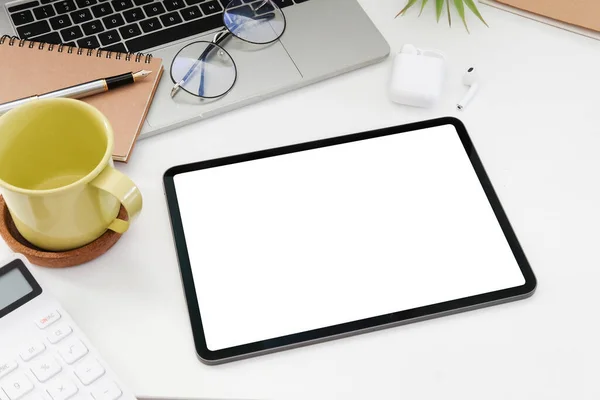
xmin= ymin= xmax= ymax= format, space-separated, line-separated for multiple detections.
xmin=163 ymin=117 xmax=537 ymax=364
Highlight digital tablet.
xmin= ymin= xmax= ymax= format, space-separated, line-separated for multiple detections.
xmin=163 ymin=117 xmax=536 ymax=365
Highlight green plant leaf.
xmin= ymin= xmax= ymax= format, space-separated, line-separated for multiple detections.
xmin=447 ymin=0 xmax=451 ymax=26
xmin=454 ymin=0 xmax=469 ymax=32
xmin=395 ymin=0 xmax=420 ymax=18
xmin=418 ymin=0 xmax=429 ymax=16
xmin=435 ymin=0 xmax=444 ymax=22
xmin=463 ymin=0 xmax=489 ymax=27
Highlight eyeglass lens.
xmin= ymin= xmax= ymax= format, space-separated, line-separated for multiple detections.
xmin=223 ymin=0 xmax=286 ymax=44
xmin=171 ymin=41 xmax=237 ymax=98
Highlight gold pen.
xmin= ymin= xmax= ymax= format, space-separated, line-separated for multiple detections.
xmin=0 ymin=70 xmax=152 ymax=116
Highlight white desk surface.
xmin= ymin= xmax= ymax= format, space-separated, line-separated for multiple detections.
xmin=3 ymin=1 xmax=600 ymax=399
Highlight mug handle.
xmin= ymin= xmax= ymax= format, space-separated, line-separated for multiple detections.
xmin=89 ymin=166 xmax=143 ymax=234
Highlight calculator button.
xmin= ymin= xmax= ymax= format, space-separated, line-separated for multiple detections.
xmin=35 ymin=310 xmax=61 ymax=329
xmin=46 ymin=379 xmax=78 ymax=400
xmin=90 ymin=382 xmax=121 ymax=400
xmin=47 ymin=325 xmax=73 ymax=344
xmin=58 ymin=339 xmax=88 ymax=365
xmin=1 ymin=373 xmax=34 ymax=400
xmin=19 ymin=341 xmax=46 ymax=361
xmin=74 ymin=359 xmax=105 ymax=385
xmin=0 ymin=360 xmax=18 ymax=380
xmin=30 ymin=356 xmax=62 ymax=382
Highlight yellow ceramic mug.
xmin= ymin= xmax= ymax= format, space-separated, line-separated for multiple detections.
xmin=0 ymin=98 xmax=142 ymax=251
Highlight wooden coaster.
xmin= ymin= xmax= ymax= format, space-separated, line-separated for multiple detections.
xmin=0 ymin=196 xmax=127 ymax=268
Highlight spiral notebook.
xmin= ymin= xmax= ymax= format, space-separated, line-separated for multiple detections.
xmin=0 ymin=36 xmax=164 ymax=162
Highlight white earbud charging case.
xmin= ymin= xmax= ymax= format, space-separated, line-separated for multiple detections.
xmin=389 ymin=46 xmax=446 ymax=108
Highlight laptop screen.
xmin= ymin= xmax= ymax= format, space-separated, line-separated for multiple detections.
xmin=172 ymin=123 xmax=527 ymax=352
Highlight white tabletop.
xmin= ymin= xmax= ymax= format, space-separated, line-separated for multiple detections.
xmin=3 ymin=1 xmax=600 ymax=399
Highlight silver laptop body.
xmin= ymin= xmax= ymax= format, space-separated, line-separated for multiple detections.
xmin=0 ymin=0 xmax=389 ymax=139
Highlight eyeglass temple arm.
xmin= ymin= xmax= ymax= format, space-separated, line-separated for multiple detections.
xmin=197 ymin=30 xmax=233 ymax=96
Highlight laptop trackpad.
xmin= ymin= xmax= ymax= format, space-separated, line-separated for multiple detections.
xmin=145 ymin=37 xmax=302 ymax=129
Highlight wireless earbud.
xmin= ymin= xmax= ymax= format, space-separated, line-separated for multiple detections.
xmin=457 ymin=67 xmax=479 ymax=110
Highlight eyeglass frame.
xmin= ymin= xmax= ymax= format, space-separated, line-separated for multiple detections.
xmin=169 ymin=0 xmax=288 ymax=99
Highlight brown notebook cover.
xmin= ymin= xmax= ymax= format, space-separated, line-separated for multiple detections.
xmin=495 ymin=0 xmax=600 ymax=32
xmin=0 ymin=36 xmax=163 ymax=162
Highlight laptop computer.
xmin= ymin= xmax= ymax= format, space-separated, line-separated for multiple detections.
xmin=0 ymin=0 xmax=390 ymax=139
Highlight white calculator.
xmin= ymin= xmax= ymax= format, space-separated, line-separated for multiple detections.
xmin=0 ymin=255 xmax=136 ymax=400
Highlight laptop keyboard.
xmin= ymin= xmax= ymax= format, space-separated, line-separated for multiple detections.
xmin=7 ymin=0 xmax=309 ymax=53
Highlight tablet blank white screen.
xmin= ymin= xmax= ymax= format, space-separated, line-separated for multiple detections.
xmin=173 ymin=124 xmax=525 ymax=351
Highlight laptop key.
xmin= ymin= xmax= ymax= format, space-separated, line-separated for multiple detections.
xmin=133 ymin=0 xmax=153 ymax=5
xmin=71 ymin=8 xmax=93 ymax=23
xmin=142 ymin=2 xmax=164 ymax=16
xmin=91 ymin=3 xmax=113 ymax=17
xmin=139 ymin=16 xmax=161 ymax=32
xmin=111 ymin=0 xmax=133 ymax=11
xmin=123 ymin=7 xmax=144 ymax=22
xmin=252 ymin=0 xmax=273 ymax=13
xmin=180 ymin=5 xmax=201 ymax=20
xmin=30 ymin=31 xmax=61 ymax=43
xmin=102 ymin=13 xmax=125 ymax=28
xmin=11 ymin=10 xmax=35 ymax=26
xmin=160 ymin=11 xmax=181 ymax=26
xmin=98 ymin=29 xmax=120 ymax=45
xmin=33 ymin=5 xmax=56 ymax=19
xmin=199 ymin=1 xmax=221 ymax=15
xmin=126 ymin=12 xmax=222 ymax=52
xmin=16 ymin=20 xmax=50 ymax=38
xmin=82 ymin=19 xmax=104 ymax=34
xmin=54 ymin=0 xmax=75 ymax=14
xmin=77 ymin=35 xmax=100 ymax=48
xmin=272 ymin=0 xmax=292 ymax=8
xmin=119 ymin=22 xmax=141 ymax=38
xmin=8 ymin=1 xmax=39 ymax=12
xmin=49 ymin=14 xmax=72 ymax=29
xmin=75 ymin=0 xmax=97 ymax=7
xmin=230 ymin=3 xmax=251 ymax=17
xmin=60 ymin=25 xmax=83 ymax=40
xmin=164 ymin=0 xmax=185 ymax=10
xmin=102 ymin=42 xmax=126 ymax=52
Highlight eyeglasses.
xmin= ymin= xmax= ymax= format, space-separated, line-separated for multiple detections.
xmin=169 ymin=0 xmax=286 ymax=99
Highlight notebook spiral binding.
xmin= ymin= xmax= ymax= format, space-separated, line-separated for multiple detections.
xmin=0 ymin=35 xmax=153 ymax=64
